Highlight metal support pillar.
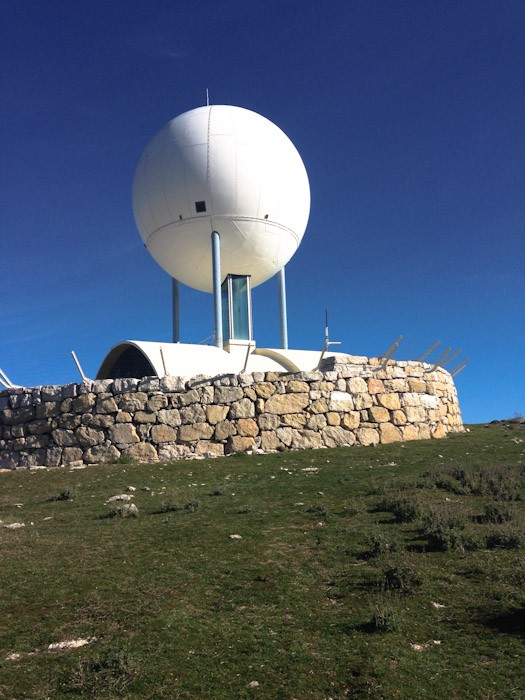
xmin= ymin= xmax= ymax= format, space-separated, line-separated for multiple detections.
xmin=278 ymin=266 xmax=288 ymax=349
xmin=172 ymin=278 xmax=180 ymax=343
xmin=211 ymin=231 xmax=223 ymax=349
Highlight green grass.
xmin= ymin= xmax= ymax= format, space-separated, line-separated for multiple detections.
xmin=0 ymin=423 xmax=524 ymax=699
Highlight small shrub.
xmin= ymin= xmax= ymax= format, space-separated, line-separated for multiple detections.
xmin=366 ymin=533 xmax=397 ymax=558
xmin=68 ymin=646 xmax=139 ymax=694
xmin=306 ymin=505 xmax=327 ymax=517
xmin=118 ymin=455 xmax=134 ymax=465
xmin=485 ymin=525 xmax=524 ymax=550
xmin=382 ymin=562 xmax=423 ymax=594
xmin=423 ymin=506 xmax=467 ymax=551
xmin=47 ymin=490 xmax=75 ymax=502
xmin=370 ymin=596 xmax=400 ymax=632
xmin=210 ymin=489 xmax=223 ymax=496
xmin=379 ymin=495 xmax=422 ymax=523
xmin=154 ymin=500 xmax=200 ymax=514
xmin=482 ymin=502 xmax=518 ymax=524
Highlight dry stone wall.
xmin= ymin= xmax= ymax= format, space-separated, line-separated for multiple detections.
xmin=0 ymin=355 xmax=463 ymax=469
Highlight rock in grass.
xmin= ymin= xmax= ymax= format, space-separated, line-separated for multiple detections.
xmin=3 ymin=523 xmax=25 ymax=530
xmin=106 ymin=494 xmax=133 ymax=503
xmin=229 ymin=534 xmax=243 ymax=540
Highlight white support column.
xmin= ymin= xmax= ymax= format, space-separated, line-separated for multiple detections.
xmin=172 ymin=278 xmax=180 ymax=343
xmin=278 ymin=266 xmax=288 ymax=349
xmin=211 ymin=231 xmax=223 ymax=349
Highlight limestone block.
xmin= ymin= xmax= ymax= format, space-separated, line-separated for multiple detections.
xmin=347 ymin=377 xmax=368 ymax=393
xmin=134 ymin=411 xmax=157 ymax=424
xmin=281 ymin=413 xmax=308 ymax=428
xmin=392 ymin=410 xmax=407 ymax=426
xmin=243 ymin=388 xmax=257 ymax=401
xmin=265 ymin=393 xmax=309 ymax=415
xmin=367 ymin=378 xmax=384 ymax=394
xmin=418 ymin=424 xmax=431 ymax=440
xmin=326 ymin=412 xmax=341 ymax=426
xmin=46 ymin=446 xmax=62 ymax=467
xmin=405 ymin=406 xmax=426 ymax=423
xmin=307 ymin=414 xmax=328 ymax=430
xmin=286 ymin=380 xmax=310 ymax=393
xmin=353 ymin=393 xmax=373 ymax=410
xmin=379 ymin=423 xmax=402 ymax=444
xmin=378 ymin=393 xmax=401 ymax=410
xmin=258 ymin=413 xmax=280 ymax=431
xmin=24 ymin=435 xmax=50 ymax=449
xmin=117 ymin=392 xmax=148 ymax=412
xmin=265 ymin=372 xmax=283 ymax=382
xmin=109 ymin=424 xmax=140 ymax=445
xmin=96 ymin=396 xmax=118 ymax=414
xmin=252 ymin=372 xmax=265 ymax=382
xmin=151 ymin=425 xmax=179 ymax=443
xmin=236 ymin=418 xmax=259 ymax=437
xmin=137 ymin=425 xmax=151 ymax=440
xmin=123 ymin=442 xmax=158 ymax=463
xmin=276 ymin=426 xmax=294 ymax=446
xmin=19 ymin=450 xmax=46 ymax=467
xmin=158 ymin=444 xmax=191 ymax=461
xmin=357 ymin=428 xmax=380 ymax=446
xmin=158 ymin=408 xmax=182 ymax=427
xmin=181 ymin=404 xmax=206 ymax=424
xmin=147 ymin=394 xmax=168 ymax=412
xmin=78 ymin=380 xmax=94 ymax=394
xmin=368 ymin=406 xmax=390 ymax=423
xmin=84 ymin=444 xmax=120 ymax=464
xmin=401 ymin=393 xmax=422 ymax=408
xmin=299 ymin=370 xmax=323 ymax=381
xmin=215 ymin=386 xmax=244 ymax=404
xmin=385 ymin=379 xmax=409 ymax=392
xmin=72 ymin=394 xmax=96 ymax=413
xmin=57 ymin=413 xmax=81 ymax=430
xmin=0 ymin=450 xmax=20 ymax=469
xmin=36 ymin=402 xmax=61 ymax=419
xmin=41 ymin=386 xmax=63 ymax=402
xmin=322 ymin=426 xmax=356 ymax=447
xmin=52 ymin=429 xmax=78 ymax=447
xmin=138 ymin=377 xmax=160 ymax=392
xmin=238 ymin=372 xmax=254 ymax=387
xmin=261 ymin=431 xmax=280 ymax=451
xmin=178 ymin=423 xmax=214 ymax=442
xmin=206 ymin=405 xmax=229 ymax=425
xmin=116 ymin=411 xmax=132 ymax=423
xmin=308 ymin=398 xmax=329 ymax=414
xmin=226 ymin=436 xmax=256 ymax=454
xmin=194 ymin=441 xmax=224 ymax=458
xmin=62 ymin=447 xmax=84 ymax=464
xmin=28 ymin=419 xmax=52 ymax=435
xmin=86 ymin=414 xmax=115 ymax=429
xmin=229 ymin=398 xmax=255 ymax=419
xmin=91 ymin=379 xmax=113 ymax=394
xmin=329 ymin=392 xmax=355 ymax=411
xmin=341 ymin=412 xmax=360 ymax=430
xmin=255 ymin=399 xmax=265 ymax=414
xmin=254 ymin=382 xmax=276 ymax=399
xmin=160 ymin=375 xmax=188 ymax=392
xmin=432 ymin=423 xmax=447 ymax=439
xmin=112 ymin=377 xmax=140 ymax=393
xmin=2 ymin=407 xmax=35 ymax=426
xmin=292 ymin=430 xmax=323 ymax=450
xmin=199 ymin=386 xmax=215 ymax=404
xmin=76 ymin=426 xmax=106 ymax=448
xmin=420 ymin=395 xmax=440 ymax=410
xmin=402 ymin=424 xmax=419 ymax=441
xmin=408 ymin=378 xmax=427 ymax=393
xmin=214 ymin=420 xmax=236 ymax=441
xmin=10 ymin=392 xmax=37 ymax=408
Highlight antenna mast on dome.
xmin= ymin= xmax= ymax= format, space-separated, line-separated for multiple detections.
xmin=206 ymin=88 xmax=210 ymax=106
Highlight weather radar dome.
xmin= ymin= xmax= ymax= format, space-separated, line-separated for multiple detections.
xmin=132 ymin=105 xmax=310 ymax=293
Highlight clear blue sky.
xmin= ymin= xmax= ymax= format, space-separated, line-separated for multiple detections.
xmin=1 ymin=0 xmax=524 ymax=423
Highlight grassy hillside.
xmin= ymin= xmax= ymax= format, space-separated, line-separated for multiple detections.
xmin=1 ymin=423 xmax=524 ymax=699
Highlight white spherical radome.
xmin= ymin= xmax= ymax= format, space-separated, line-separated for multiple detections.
xmin=132 ymin=105 xmax=310 ymax=292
